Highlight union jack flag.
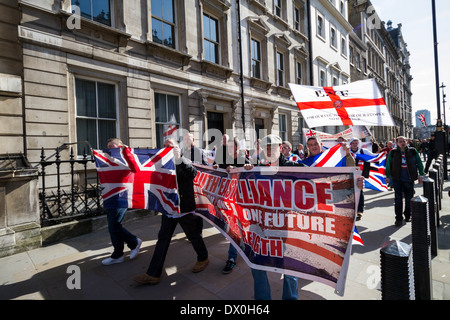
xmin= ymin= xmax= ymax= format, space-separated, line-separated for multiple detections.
xmin=303 ymin=143 xmax=347 ymax=167
xmin=418 ymin=113 xmax=427 ymax=127
xmin=93 ymin=147 xmax=180 ymax=216
xmin=354 ymin=151 xmax=388 ymax=192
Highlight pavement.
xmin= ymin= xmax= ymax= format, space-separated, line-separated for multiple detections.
xmin=1 ymin=167 xmax=450 ymax=301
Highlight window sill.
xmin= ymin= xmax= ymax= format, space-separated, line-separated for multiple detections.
xmin=58 ymin=10 xmax=131 ymax=48
xmin=250 ymin=77 xmax=272 ymax=91
xmin=200 ymin=60 xmax=233 ymax=79
xmin=146 ymin=41 xmax=192 ymax=67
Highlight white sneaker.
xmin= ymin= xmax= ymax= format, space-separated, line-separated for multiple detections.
xmin=129 ymin=238 xmax=142 ymax=260
xmin=102 ymin=255 xmax=124 ymax=265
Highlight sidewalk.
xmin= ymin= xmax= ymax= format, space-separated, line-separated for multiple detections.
xmin=1 ymin=180 xmax=449 ymax=300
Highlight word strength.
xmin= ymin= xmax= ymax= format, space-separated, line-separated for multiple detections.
xmin=179 ymin=304 xmax=270 ymax=317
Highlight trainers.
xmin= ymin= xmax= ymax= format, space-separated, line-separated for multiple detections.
xmin=133 ymin=274 xmax=160 ymax=285
xmin=129 ymin=238 xmax=142 ymax=260
xmin=192 ymin=258 xmax=209 ymax=273
xmin=222 ymin=259 xmax=236 ymax=274
xmin=102 ymin=255 xmax=124 ymax=265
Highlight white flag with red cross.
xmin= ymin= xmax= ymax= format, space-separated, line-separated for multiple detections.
xmin=289 ymin=79 xmax=395 ymax=128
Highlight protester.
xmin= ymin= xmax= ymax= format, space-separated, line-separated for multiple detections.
xmin=424 ymin=133 xmax=437 ymax=173
xmin=243 ymin=134 xmax=304 ymax=300
xmin=102 ymin=138 xmax=142 ymax=265
xmin=293 ymin=143 xmax=306 ymax=161
xmin=182 ymin=132 xmax=207 ymax=165
xmin=305 ymin=136 xmax=355 ymax=167
xmin=250 ymin=138 xmax=266 ymax=165
xmin=213 ymin=137 xmax=250 ymax=274
xmin=349 ymin=137 xmax=377 ymax=221
xmin=370 ymin=139 xmax=380 ymax=153
xmin=133 ymin=139 xmax=209 ymax=285
xmin=385 ymin=136 xmax=424 ymax=227
xmin=213 ymin=134 xmax=229 ymax=167
xmin=281 ymin=140 xmax=303 ymax=163
xmin=380 ymin=141 xmax=393 ymax=156
xmin=419 ymin=138 xmax=429 ymax=163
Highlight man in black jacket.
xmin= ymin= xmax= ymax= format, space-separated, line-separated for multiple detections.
xmin=133 ymin=139 xmax=209 ymax=285
xmin=424 ymin=133 xmax=437 ymax=173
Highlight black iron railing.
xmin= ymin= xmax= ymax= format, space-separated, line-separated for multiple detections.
xmin=38 ymin=147 xmax=104 ymax=226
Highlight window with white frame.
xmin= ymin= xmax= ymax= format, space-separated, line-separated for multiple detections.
xmin=154 ymin=92 xmax=180 ymax=148
xmin=330 ymin=26 xmax=337 ymax=49
xmin=72 ymin=0 xmax=112 ymax=26
xmin=75 ymin=78 xmax=117 ymax=155
xmin=279 ymin=113 xmax=288 ymax=141
xmin=203 ymin=13 xmax=220 ymax=64
xmin=151 ymin=0 xmax=175 ymax=48
xmin=274 ymin=0 xmax=282 ymax=18
xmin=251 ymin=38 xmax=262 ymax=79
xmin=317 ymin=14 xmax=325 ymax=39
xmin=341 ymin=37 xmax=347 ymax=56
xmin=319 ymin=70 xmax=326 ymax=86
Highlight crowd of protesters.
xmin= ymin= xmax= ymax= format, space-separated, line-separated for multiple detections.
xmin=101 ymin=131 xmax=436 ymax=300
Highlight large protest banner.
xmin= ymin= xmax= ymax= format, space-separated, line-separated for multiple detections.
xmin=193 ymin=164 xmax=361 ymax=295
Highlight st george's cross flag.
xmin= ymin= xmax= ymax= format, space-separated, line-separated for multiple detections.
xmin=289 ymin=79 xmax=395 ymax=128
xmin=163 ymin=114 xmax=178 ymax=139
xmin=93 ymin=147 xmax=180 ymax=216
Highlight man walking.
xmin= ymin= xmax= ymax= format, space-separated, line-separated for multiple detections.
xmin=386 ymin=136 xmax=424 ymax=227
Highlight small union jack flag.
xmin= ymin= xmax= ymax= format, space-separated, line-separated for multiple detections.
xmin=93 ymin=147 xmax=180 ymax=216
xmin=418 ymin=113 xmax=427 ymax=127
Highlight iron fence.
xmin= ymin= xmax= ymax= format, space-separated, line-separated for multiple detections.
xmin=38 ymin=146 xmax=104 ymax=226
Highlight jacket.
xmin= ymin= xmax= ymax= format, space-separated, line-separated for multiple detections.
xmin=176 ymin=156 xmax=197 ymax=213
xmin=386 ymin=147 xmax=424 ymax=181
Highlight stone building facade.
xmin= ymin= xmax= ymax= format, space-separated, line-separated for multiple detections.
xmin=348 ymin=0 xmax=413 ymax=142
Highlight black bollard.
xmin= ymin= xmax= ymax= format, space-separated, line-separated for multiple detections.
xmin=380 ymin=240 xmax=414 ymax=300
xmin=429 ymin=168 xmax=440 ymax=214
xmin=423 ymin=177 xmax=438 ymax=256
xmin=433 ymin=163 xmax=442 ymax=201
xmin=410 ymin=196 xmax=433 ymax=300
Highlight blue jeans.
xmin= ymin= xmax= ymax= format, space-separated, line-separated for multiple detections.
xmin=106 ymin=208 xmax=138 ymax=259
xmin=251 ymin=268 xmax=298 ymax=300
xmin=228 ymin=243 xmax=238 ymax=261
xmin=392 ymin=179 xmax=415 ymax=222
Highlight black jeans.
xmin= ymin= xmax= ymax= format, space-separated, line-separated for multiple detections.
xmin=146 ymin=213 xmax=208 ymax=277
xmin=106 ymin=208 xmax=138 ymax=259
xmin=392 ymin=179 xmax=415 ymax=222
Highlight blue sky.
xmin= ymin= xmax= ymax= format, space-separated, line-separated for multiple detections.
xmin=369 ymin=0 xmax=450 ymax=125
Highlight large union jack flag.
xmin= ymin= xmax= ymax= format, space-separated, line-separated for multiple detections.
xmin=93 ymin=147 xmax=180 ymax=216
xmin=303 ymin=143 xmax=347 ymax=167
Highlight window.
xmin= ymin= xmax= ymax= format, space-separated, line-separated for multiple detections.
xmin=330 ymin=27 xmax=337 ymax=48
xmin=274 ymin=0 xmax=282 ymax=17
xmin=72 ymin=0 xmax=111 ymax=26
xmin=294 ymin=3 xmax=306 ymax=34
xmin=151 ymin=0 xmax=175 ymax=48
xmin=203 ymin=13 xmax=219 ymax=64
xmin=251 ymin=38 xmax=261 ymax=79
xmin=279 ymin=113 xmax=287 ymax=141
xmin=317 ymin=15 xmax=325 ymax=39
xmin=296 ymin=61 xmax=303 ymax=84
xmin=276 ymin=52 xmax=284 ymax=86
xmin=319 ymin=70 xmax=326 ymax=86
xmin=341 ymin=37 xmax=347 ymax=56
xmin=75 ymin=78 xmax=117 ymax=155
xmin=155 ymin=93 xmax=180 ymax=148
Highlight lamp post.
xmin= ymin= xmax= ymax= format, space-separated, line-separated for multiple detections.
xmin=432 ymin=0 xmax=447 ymax=179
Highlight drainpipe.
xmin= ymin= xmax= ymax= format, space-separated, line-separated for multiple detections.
xmin=307 ymin=0 xmax=314 ymax=85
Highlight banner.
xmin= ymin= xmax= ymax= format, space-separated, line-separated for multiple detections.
xmin=290 ymin=79 xmax=395 ymax=128
xmin=193 ymin=164 xmax=361 ymax=296
xmin=303 ymin=127 xmax=372 ymax=150
xmin=93 ymin=147 xmax=180 ymax=215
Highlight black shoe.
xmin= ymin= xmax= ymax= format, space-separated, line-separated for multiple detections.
xmin=405 ymin=217 xmax=411 ymax=222
xmin=395 ymin=220 xmax=403 ymax=227
xmin=222 ymin=259 xmax=236 ymax=274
